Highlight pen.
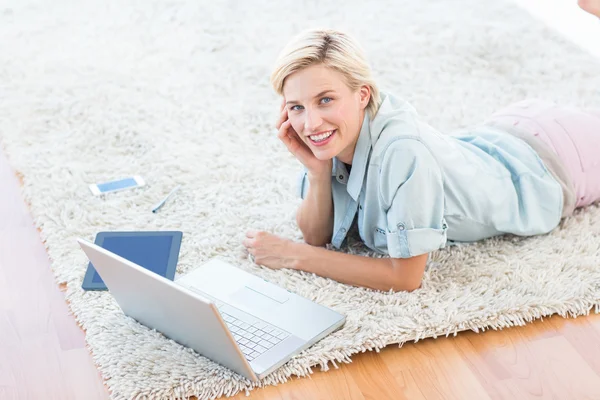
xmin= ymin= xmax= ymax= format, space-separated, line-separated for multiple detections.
xmin=152 ymin=185 xmax=181 ymax=213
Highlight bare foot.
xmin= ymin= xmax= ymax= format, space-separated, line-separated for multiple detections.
xmin=579 ymin=0 xmax=600 ymax=17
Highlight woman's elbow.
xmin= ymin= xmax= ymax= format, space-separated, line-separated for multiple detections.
xmin=296 ymin=222 xmax=330 ymax=246
xmin=385 ymin=254 xmax=428 ymax=292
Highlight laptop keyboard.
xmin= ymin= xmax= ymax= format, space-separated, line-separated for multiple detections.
xmin=177 ymin=282 xmax=290 ymax=361
xmin=211 ymin=301 xmax=289 ymax=361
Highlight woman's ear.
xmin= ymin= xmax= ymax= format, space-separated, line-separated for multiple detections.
xmin=359 ymin=85 xmax=371 ymax=110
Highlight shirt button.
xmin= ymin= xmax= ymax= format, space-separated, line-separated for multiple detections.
xmin=397 ymin=223 xmax=405 ymax=231
xmin=338 ymin=175 xmax=344 ymax=180
xmin=341 ymin=228 xmax=347 ymax=233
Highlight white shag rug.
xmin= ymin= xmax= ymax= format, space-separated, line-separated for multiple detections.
xmin=1 ymin=0 xmax=600 ymax=399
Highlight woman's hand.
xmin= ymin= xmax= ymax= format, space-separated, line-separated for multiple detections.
xmin=243 ymin=230 xmax=302 ymax=270
xmin=276 ymin=99 xmax=332 ymax=178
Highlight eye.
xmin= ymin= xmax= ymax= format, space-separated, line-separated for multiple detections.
xmin=290 ymin=105 xmax=304 ymax=111
xmin=320 ymin=97 xmax=333 ymax=104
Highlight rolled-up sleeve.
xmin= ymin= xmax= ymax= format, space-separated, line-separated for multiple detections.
xmin=297 ymin=169 xmax=309 ymax=199
xmin=379 ymin=140 xmax=447 ymax=258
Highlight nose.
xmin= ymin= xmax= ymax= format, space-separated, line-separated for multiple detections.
xmin=304 ymin=109 xmax=323 ymax=133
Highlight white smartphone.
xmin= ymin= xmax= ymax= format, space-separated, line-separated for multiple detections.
xmin=88 ymin=176 xmax=146 ymax=196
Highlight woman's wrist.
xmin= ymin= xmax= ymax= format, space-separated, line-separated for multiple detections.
xmin=285 ymin=241 xmax=311 ymax=270
xmin=307 ymin=170 xmax=331 ymax=184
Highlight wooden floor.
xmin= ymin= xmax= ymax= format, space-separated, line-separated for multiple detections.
xmin=3 ymin=149 xmax=600 ymax=400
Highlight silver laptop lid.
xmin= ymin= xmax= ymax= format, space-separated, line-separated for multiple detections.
xmin=77 ymin=239 xmax=258 ymax=382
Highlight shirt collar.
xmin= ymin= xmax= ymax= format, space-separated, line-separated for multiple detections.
xmin=333 ymin=112 xmax=372 ymax=201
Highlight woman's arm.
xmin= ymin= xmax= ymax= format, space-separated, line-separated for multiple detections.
xmin=243 ymin=230 xmax=428 ymax=292
xmin=292 ymin=243 xmax=428 ymax=292
xmin=295 ymin=172 xmax=334 ymax=246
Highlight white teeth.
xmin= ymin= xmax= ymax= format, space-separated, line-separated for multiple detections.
xmin=310 ymin=130 xmax=334 ymax=142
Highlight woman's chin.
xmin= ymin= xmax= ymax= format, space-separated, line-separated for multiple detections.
xmin=313 ymin=151 xmax=336 ymax=161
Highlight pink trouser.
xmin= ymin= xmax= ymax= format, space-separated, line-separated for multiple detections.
xmin=486 ymin=99 xmax=600 ymax=208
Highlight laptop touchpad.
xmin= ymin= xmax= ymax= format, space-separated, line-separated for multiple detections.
xmin=230 ymin=285 xmax=288 ymax=311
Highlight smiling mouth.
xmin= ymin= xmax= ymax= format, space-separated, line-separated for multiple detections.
xmin=308 ymin=129 xmax=336 ymax=144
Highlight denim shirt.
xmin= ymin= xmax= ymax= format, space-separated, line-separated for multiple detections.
xmin=297 ymin=92 xmax=563 ymax=258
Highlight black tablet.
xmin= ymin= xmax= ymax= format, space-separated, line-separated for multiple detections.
xmin=81 ymin=231 xmax=183 ymax=291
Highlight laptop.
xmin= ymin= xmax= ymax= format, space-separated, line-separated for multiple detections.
xmin=77 ymin=239 xmax=346 ymax=382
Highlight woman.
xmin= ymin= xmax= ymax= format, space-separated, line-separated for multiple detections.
xmin=242 ymin=29 xmax=600 ymax=292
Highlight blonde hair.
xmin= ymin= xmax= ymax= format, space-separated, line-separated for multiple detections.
xmin=270 ymin=29 xmax=381 ymax=118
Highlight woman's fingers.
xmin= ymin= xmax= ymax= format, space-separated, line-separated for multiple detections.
xmin=242 ymin=238 xmax=253 ymax=248
xmin=275 ymin=107 xmax=287 ymax=130
xmin=278 ymin=120 xmax=312 ymax=158
xmin=277 ymin=119 xmax=292 ymax=140
xmin=275 ymin=112 xmax=316 ymax=169
xmin=243 ymin=230 xmax=259 ymax=248
xmin=278 ymin=120 xmax=301 ymax=152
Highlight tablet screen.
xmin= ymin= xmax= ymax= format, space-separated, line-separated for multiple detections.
xmin=82 ymin=231 xmax=183 ymax=290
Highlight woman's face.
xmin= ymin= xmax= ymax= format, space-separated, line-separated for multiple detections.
xmin=282 ymin=64 xmax=370 ymax=164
